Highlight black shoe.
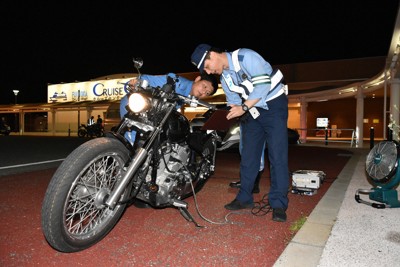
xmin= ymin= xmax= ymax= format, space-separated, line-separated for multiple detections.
xmin=229 ymin=181 xmax=260 ymax=193
xmin=224 ymin=199 xmax=254 ymax=210
xmin=229 ymin=181 xmax=241 ymax=188
xmin=272 ymin=208 xmax=287 ymax=222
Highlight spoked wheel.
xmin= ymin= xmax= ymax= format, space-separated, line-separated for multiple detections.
xmin=41 ymin=137 xmax=131 ymax=252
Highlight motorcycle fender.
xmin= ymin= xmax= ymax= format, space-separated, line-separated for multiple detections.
xmin=105 ymin=131 xmax=134 ymax=150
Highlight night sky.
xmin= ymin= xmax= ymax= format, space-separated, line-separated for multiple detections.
xmin=1 ymin=1 xmax=399 ymax=104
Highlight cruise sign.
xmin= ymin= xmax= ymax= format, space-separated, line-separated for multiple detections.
xmin=47 ymin=78 xmax=135 ymax=103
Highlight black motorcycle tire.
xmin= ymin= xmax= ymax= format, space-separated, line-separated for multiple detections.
xmin=96 ymin=129 xmax=104 ymax=137
xmin=78 ymin=129 xmax=87 ymax=138
xmin=41 ymin=137 xmax=131 ymax=253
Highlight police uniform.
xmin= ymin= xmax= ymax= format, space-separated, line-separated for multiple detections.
xmin=87 ymin=117 xmax=95 ymax=126
xmin=221 ymin=48 xmax=289 ymax=210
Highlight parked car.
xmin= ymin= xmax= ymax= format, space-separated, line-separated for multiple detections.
xmin=190 ymin=110 xmax=300 ymax=151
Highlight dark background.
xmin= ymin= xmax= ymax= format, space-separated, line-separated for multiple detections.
xmin=1 ymin=1 xmax=399 ymax=104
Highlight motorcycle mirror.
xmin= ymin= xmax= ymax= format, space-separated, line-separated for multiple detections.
xmin=133 ymin=58 xmax=143 ymax=69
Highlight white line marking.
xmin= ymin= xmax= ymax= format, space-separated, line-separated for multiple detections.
xmin=0 ymin=159 xmax=65 ymax=170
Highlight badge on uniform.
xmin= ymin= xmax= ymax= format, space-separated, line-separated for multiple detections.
xmin=249 ymin=107 xmax=260 ymax=119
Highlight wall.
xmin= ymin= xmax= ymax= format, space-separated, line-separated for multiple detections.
xmin=306 ymin=97 xmax=387 ymax=138
xmin=47 ymin=109 xmax=107 ymax=133
xmin=288 ymin=106 xmax=301 ymax=129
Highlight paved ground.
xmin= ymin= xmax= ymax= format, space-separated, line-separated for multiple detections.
xmin=3 ymin=136 xmax=395 ymax=266
xmin=0 ymin=136 xmax=353 ymax=266
xmin=275 ymin=144 xmax=400 ymax=267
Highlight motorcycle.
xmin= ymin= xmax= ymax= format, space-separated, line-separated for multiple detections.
xmin=41 ymin=58 xmax=220 ymax=253
xmin=78 ymin=123 xmax=104 ymax=138
xmin=0 ymin=123 xmax=11 ymax=136
xmin=190 ymin=108 xmax=240 ymax=151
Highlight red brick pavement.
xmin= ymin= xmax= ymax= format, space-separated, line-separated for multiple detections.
xmin=0 ymin=145 xmax=352 ymax=266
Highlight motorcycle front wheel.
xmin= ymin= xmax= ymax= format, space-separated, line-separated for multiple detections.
xmin=41 ymin=137 xmax=131 ymax=253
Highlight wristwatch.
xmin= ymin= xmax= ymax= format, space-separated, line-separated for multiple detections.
xmin=241 ymin=104 xmax=249 ymax=112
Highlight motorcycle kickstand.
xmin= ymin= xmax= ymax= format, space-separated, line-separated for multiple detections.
xmin=178 ymin=207 xmax=204 ymax=228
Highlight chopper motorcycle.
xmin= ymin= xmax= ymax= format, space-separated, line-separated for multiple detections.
xmin=41 ymin=58 xmax=220 ymax=253
xmin=78 ymin=123 xmax=104 ymax=138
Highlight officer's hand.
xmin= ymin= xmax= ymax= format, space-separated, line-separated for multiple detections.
xmin=226 ymin=104 xmax=245 ymax=120
xmin=128 ymin=79 xmax=138 ymax=87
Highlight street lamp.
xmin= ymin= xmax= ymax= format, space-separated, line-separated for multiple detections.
xmin=12 ymin=90 xmax=20 ymax=132
xmin=13 ymin=90 xmax=19 ymax=105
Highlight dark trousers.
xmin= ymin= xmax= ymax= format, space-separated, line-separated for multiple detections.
xmin=236 ymin=94 xmax=289 ymax=209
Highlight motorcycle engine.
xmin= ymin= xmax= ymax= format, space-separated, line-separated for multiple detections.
xmin=142 ymin=142 xmax=193 ymax=205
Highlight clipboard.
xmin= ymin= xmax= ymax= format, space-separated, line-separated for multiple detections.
xmin=201 ymin=109 xmax=239 ymax=131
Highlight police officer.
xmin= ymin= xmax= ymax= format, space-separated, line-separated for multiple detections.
xmin=119 ymin=72 xmax=219 ymax=146
xmin=229 ymin=126 xmax=266 ymax=194
xmin=87 ymin=116 xmax=95 ymax=126
xmin=120 ymin=73 xmax=218 ymax=119
xmin=191 ymin=44 xmax=289 ymax=222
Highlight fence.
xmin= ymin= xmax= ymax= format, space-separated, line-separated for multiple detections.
xmin=296 ymin=128 xmax=357 ymax=147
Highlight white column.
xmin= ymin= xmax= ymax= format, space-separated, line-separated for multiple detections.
xmin=300 ymin=97 xmax=308 ymax=143
xmin=355 ymin=86 xmax=364 ymax=147
xmin=390 ymin=78 xmax=400 ymax=141
xmin=51 ymin=109 xmax=56 ymax=136
xmin=19 ymin=111 xmax=24 ymax=135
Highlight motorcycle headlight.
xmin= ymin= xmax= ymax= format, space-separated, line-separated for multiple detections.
xmin=128 ymin=93 xmax=151 ymax=113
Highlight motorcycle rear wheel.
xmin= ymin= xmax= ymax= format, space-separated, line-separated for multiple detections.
xmin=78 ymin=129 xmax=86 ymax=138
xmin=96 ymin=128 xmax=104 ymax=137
xmin=41 ymin=137 xmax=130 ymax=252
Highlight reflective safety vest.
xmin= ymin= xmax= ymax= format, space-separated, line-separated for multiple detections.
xmin=224 ymin=49 xmax=288 ymax=102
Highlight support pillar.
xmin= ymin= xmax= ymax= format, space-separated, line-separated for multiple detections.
xmin=355 ymin=86 xmax=364 ymax=147
xmin=390 ymin=78 xmax=400 ymax=141
xmin=300 ymin=97 xmax=308 ymax=143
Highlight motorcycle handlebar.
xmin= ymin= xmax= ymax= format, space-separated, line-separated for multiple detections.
xmin=177 ymin=95 xmax=216 ymax=110
xmin=129 ymin=78 xmax=216 ymax=110
xmin=198 ymin=99 xmax=217 ymax=110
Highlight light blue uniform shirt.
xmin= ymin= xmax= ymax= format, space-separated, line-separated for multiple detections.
xmin=221 ymin=48 xmax=285 ymax=110
xmin=120 ymin=73 xmax=193 ymax=118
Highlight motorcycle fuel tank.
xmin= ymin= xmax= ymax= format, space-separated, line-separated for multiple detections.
xmin=162 ymin=110 xmax=190 ymax=143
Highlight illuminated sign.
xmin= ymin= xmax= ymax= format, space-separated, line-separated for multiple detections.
xmin=316 ymin=117 xmax=329 ymax=127
xmin=47 ymin=78 xmax=134 ymax=103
